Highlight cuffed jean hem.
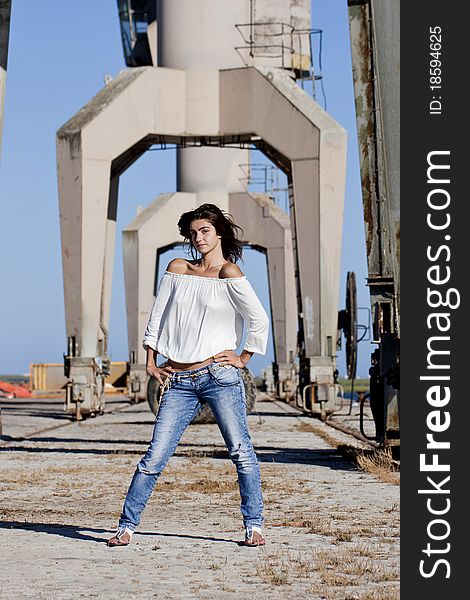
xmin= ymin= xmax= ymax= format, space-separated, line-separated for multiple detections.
xmin=117 ymin=522 xmax=136 ymax=532
xmin=243 ymin=518 xmax=264 ymax=527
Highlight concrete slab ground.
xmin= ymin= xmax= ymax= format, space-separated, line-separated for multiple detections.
xmin=0 ymin=393 xmax=399 ymax=600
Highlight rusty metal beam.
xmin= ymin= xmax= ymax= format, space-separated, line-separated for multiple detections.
xmin=347 ymin=0 xmax=400 ymax=442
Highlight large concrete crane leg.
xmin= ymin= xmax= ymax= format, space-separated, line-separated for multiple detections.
xmin=101 ymin=176 xmax=120 ymax=355
xmin=122 ymin=192 xmax=197 ymax=400
xmin=56 ymin=152 xmax=114 ymax=417
xmin=228 ymin=192 xmax=297 ymax=397
xmin=220 ymin=67 xmax=347 ymax=413
xmin=57 ymin=67 xmax=185 ymax=418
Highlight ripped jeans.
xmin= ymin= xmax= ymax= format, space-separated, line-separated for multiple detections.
xmin=118 ymin=363 xmax=264 ymax=532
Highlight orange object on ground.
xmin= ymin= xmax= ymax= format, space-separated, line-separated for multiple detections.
xmin=0 ymin=381 xmax=31 ymax=398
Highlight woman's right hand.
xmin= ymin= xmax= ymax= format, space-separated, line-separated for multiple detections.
xmin=146 ymin=363 xmax=175 ymax=385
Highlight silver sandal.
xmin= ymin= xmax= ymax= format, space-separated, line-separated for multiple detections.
xmin=107 ymin=526 xmax=133 ymax=547
xmin=243 ymin=525 xmax=265 ymax=546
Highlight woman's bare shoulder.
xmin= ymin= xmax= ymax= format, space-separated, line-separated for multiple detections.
xmin=166 ymin=258 xmax=191 ymax=274
xmin=219 ymin=262 xmax=244 ymax=279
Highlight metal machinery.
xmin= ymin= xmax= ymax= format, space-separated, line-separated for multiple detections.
xmin=56 ymin=0 xmax=347 ymax=421
xmin=347 ymin=0 xmax=400 ymax=444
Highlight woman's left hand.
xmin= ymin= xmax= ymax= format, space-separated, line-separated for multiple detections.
xmin=213 ymin=349 xmax=245 ymax=369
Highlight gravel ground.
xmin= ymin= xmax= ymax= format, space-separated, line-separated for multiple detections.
xmin=0 ymin=394 xmax=399 ymax=600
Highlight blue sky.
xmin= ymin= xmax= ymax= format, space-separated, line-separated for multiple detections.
xmin=0 ymin=1 xmax=371 ymax=377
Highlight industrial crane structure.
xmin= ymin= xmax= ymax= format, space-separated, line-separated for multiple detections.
xmin=57 ymin=0 xmax=348 ymax=426
xmin=0 ymin=1 xmax=399 ymax=445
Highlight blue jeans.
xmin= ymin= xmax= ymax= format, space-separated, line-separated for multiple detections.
xmin=118 ymin=363 xmax=264 ymax=532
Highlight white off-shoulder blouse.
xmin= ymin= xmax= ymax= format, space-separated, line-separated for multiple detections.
xmin=142 ymin=271 xmax=270 ymax=363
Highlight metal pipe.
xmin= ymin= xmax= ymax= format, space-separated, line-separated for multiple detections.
xmin=335 ymin=383 xmax=345 ymax=410
xmin=359 ymin=392 xmax=377 ymax=441
xmin=301 ymin=383 xmax=315 ymax=414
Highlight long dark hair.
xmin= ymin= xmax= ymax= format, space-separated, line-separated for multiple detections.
xmin=177 ymin=204 xmax=244 ymax=263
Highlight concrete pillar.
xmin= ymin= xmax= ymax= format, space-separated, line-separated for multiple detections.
xmin=158 ymin=0 xmax=249 ymax=202
xmin=228 ymin=191 xmax=297 ymax=397
xmin=122 ymin=192 xmax=197 ymax=400
xmin=123 ymin=193 xmax=196 ymax=366
xmin=57 ymin=151 xmax=112 ymax=358
xmin=220 ymin=66 xmax=347 ymax=411
xmin=56 ymin=67 xmax=185 ymax=416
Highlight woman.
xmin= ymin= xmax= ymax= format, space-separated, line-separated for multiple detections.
xmin=108 ymin=203 xmax=269 ymax=548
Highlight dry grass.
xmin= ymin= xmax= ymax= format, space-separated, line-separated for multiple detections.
xmin=313 ymin=546 xmax=400 ymax=585
xmin=354 ymin=588 xmax=400 ymax=600
xmin=254 ymin=544 xmax=399 ymax=596
xmin=268 ymin=519 xmax=377 ymax=541
xmin=307 ymin=586 xmax=400 ymax=600
xmin=294 ymin=419 xmax=344 ymax=447
xmin=163 ymin=476 xmax=238 ymax=494
xmin=348 ymin=542 xmax=385 ymax=559
xmin=158 ymin=464 xmax=310 ymax=496
xmin=0 ymin=458 xmax=314 ymax=517
xmin=294 ymin=419 xmax=400 ymax=486
xmin=334 ymin=531 xmax=353 ymax=542
xmin=339 ymin=445 xmax=400 ymax=485
xmin=256 ymin=563 xmax=290 ymax=586
xmin=255 ymin=548 xmax=312 ymax=586
xmin=296 ymin=420 xmax=319 ymax=433
xmin=0 ymin=465 xmax=87 ymax=488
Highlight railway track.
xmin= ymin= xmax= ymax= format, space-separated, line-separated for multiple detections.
xmin=1 ymin=392 xmax=382 ymax=452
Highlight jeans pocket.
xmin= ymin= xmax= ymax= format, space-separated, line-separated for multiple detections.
xmin=209 ymin=364 xmax=240 ymax=386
